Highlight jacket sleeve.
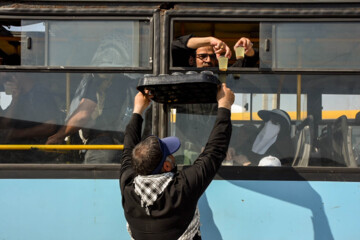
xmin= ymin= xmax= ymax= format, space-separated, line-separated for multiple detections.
xmin=179 ymin=107 xmax=232 ymax=199
xmin=171 ymin=34 xmax=195 ymax=67
xmin=119 ymin=113 xmax=143 ymax=185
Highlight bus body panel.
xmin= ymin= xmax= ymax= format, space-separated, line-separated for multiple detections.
xmin=1 ymin=179 xmax=359 ymax=240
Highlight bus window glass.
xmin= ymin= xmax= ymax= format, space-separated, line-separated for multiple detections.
xmin=267 ymin=23 xmax=360 ymax=70
xmin=322 ymin=94 xmax=360 ymax=120
xmin=251 ymin=93 xmax=307 ymax=120
xmin=0 ymin=20 xmax=151 ymax=67
xmin=168 ymin=73 xmax=360 ymax=168
xmin=0 ymin=72 xmax=149 ymax=164
xmin=171 ymin=22 xmax=259 ymax=69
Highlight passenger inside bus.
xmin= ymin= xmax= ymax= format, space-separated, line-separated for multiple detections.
xmin=0 ymin=72 xmax=62 ymax=163
xmin=232 ymin=109 xmax=294 ymax=166
xmin=46 ymin=32 xmax=138 ymax=164
xmin=226 ymin=124 xmax=258 ymax=166
xmin=172 ymin=34 xmax=259 ymax=68
xmin=171 ymin=34 xmax=258 ymax=164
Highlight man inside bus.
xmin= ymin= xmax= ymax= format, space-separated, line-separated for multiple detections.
xmin=120 ymin=83 xmax=234 ymax=240
xmin=233 ymin=109 xmax=295 ymax=166
xmin=46 ymin=33 xmax=138 ymax=164
xmin=0 ymin=72 xmax=61 ymax=163
xmin=172 ymin=34 xmax=259 ymax=68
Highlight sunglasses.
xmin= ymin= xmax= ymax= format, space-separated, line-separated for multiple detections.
xmin=196 ymin=53 xmax=217 ymax=60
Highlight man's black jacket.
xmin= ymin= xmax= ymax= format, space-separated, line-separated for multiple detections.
xmin=120 ymin=108 xmax=232 ymax=239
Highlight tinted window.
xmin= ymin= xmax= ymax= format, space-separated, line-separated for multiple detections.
xmin=0 ymin=20 xmax=151 ymax=67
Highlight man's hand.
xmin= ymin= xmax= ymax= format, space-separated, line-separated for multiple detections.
xmin=217 ymin=83 xmax=235 ymax=110
xmin=210 ymin=37 xmax=232 ymax=59
xmin=46 ymin=132 xmax=65 ymax=144
xmin=234 ymin=37 xmax=255 ymax=57
xmin=133 ymin=90 xmax=152 ymax=115
xmin=187 ymin=36 xmax=232 ymax=59
xmin=4 ymin=81 xmax=20 ymax=99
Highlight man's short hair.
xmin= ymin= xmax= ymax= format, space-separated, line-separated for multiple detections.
xmin=132 ymin=136 xmax=162 ymax=175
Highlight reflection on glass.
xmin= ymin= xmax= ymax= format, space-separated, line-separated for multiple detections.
xmin=0 ymin=20 xmax=151 ymax=67
xmin=169 ymin=73 xmax=360 ymax=168
xmin=0 ymin=72 xmax=62 ymax=163
xmin=0 ymin=72 xmax=147 ymax=164
xmin=272 ymin=23 xmax=360 ymax=69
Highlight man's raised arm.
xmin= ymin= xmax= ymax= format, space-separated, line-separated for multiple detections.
xmin=120 ymin=91 xmax=152 ymax=172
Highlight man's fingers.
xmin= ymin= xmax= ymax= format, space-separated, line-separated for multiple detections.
xmin=144 ymin=89 xmax=154 ymax=99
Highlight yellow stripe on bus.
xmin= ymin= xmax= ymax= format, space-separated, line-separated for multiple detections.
xmin=0 ymin=145 xmax=124 ymax=150
xmin=231 ymin=110 xmax=359 ymax=121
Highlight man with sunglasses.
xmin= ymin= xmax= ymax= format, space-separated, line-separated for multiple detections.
xmin=120 ymin=84 xmax=234 ymax=239
xmin=172 ymin=34 xmax=258 ymax=68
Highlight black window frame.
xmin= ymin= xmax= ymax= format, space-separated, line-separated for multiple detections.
xmin=0 ymin=4 xmax=162 ymax=178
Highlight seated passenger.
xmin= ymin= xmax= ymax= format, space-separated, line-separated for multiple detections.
xmin=237 ymin=109 xmax=295 ymax=166
xmin=0 ymin=73 xmax=62 ymax=163
xmin=172 ymin=34 xmax=259 ymax=68
xmin=46 ymin=33 xmax=138 ymax=164
xmin=231 ymin=124 xmax=258 ymax=166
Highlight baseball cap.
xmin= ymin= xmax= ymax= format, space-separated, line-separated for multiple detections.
xmin=151 ymin=136 xmax=181 ymax=174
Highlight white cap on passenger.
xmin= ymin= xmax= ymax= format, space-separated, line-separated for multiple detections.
xmin=258 ymin=155 xmax=281 ymax=167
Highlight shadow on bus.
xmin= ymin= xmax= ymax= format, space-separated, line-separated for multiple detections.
xmin=198 ymin=193 xmax=223 ymax=240
xmin=217 ymin=167 xmax=335 ymax=240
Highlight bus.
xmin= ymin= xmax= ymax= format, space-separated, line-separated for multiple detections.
xmin=1 ymin=1 xmax=360 ymax=239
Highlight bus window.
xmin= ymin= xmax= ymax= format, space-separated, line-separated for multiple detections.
xmin=0 ymin=20 xmax=151 ymax=68
xmin=171 ymin=21 xmax=259 ymax=69
xmin=168 ymin=73 xmax=360 ymax=168
xmin=322 ymin=94 xmax=360 ymax=120
xmin=261 ymin=22 xmax=360 ymax=70
xmin=251 ymin=93 xmax=307 ymax=121
xmin=0 ymin=72 xmax=150 ymax=164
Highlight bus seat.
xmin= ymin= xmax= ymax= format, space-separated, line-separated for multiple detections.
xmin=292 ymin=115 xmax=314 ymax=167
xmin=330 ymin=115 xmax=357 ymax=167
xmin=347 ymin=126 xmax=358 ymax=167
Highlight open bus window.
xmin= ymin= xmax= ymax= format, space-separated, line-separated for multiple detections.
xmin=0 ymin=19 xmax=151 ymax=67
xmin=171 ymin=21 xmax=259 ymax=69
xmin=0 ymin=72 xmax=150 ymax=164
xmin=168 ymin=73 xmax=360 ymax=168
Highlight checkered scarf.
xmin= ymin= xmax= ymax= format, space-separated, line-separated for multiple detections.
xmin=134 ymin=172 xmax=174 ymax=215
xmin=178 ymin=207 xmax=201 ymax=240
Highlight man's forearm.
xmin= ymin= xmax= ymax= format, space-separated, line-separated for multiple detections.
xmin=9 ymin=121 xmax=57 ymax=140
xmin=120 ymin=113 xmax=143 ymax=169
xmin=186 ymin=37 xmax=213 ymax=49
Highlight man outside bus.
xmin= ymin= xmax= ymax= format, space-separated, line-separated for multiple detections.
xmin=120 ymin=83 xmax=234 ymax=239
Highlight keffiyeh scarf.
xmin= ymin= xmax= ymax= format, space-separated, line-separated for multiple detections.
xmin=134 ymin=172 xmax=174 ymax=215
